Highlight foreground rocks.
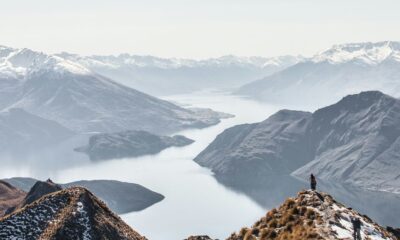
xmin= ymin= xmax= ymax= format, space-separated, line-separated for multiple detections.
xmin=227 ymin=190 xmax=397 ymax=240
xmin=0 ymin=187 xmax=147 ymax=240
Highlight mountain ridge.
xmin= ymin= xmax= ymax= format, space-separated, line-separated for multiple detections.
xmin=236 ymin=41 xmax=400 ymax=107
xmin=0 ymin=186 xmax=147 ymax=240
xmin=195 ymin=91 xmax=400 ymax=195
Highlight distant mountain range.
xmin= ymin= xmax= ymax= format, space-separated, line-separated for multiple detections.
xmin=0 ymin=45 xmax=231 ymax=152
xmin=237 ymin=41 xmax=400 ymax=108
xmin=59 ymin=53 xmax=304 ymax=96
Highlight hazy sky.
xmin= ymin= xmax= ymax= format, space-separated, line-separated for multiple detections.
xmin=1 ymin=0 xmax=399 ymax=58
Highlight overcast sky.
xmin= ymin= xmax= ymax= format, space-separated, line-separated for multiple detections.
xmin=0 ymin=0 xmax=399 ymax=59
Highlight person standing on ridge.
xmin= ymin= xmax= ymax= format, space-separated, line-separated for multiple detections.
xmin=351 ymin=217 xmax=362 ymax=240
xmin=310 ymin=174 xmax=317 ymax=191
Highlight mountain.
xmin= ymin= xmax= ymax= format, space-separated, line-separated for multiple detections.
xmin=196 ymin=91 xmax=400 ymax=194
xmin=0 ymin=181 xmax=25 ymax=216
xmin=4 ymin=179 xmax=63 ymax=215
xmin=0 ymin=187 xmax=147 ymax=240
xmin=21 ymin=179 xmax=63 ymax=206
xmin=0 ymin=108 xmax=74 ymax=152
xmin=0 ymin=45 xmax=231 ymax=135
xmin=75 ymin=130 xmax=194 ymax=161
xmin=3 ymin=178 xmax=164 ymax=214
xmin=227 ymin=190 xmax=397 ymax=240
xmin=237 ymin=41 xmax=400 ymax=108
xmin=59 ymin=53 xmax=304 ymax=96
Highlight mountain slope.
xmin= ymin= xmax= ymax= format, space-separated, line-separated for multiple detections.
xmin=0 ymin=181 xmax=25 ymax=216
xmin=228 ymin=190 xmax=397 ymax=240
xmin=0 ymin=46 xmax=230 ymax=135
xmin=237 ymin=41 xmax=400 ymax=108
xmin=195 ymin=91 xmax=400 ymax=194
xmin=0 ymin=108 xmax=74 ymax=152
xmin=0 ymin=187 xmax=147 ymax=240
xmin=60 ymin=53 xmax=304 ymax=96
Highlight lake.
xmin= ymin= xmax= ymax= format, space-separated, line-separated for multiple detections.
xmin=0 ymin=90 xmax=283 ymax=240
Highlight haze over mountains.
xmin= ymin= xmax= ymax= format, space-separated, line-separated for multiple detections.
xmin=237 ymin=41 xmax=400 ymax=108
xmin=1 ymin=40 xmax=400 ymax=239
xmin=0 ymin=45 xmax=231 ymax=153
xmin=60 ymin=53 xmax=303 ymax=96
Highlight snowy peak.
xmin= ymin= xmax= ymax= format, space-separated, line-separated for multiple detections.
xmin=0 ymin=187 xmax=147 ymax=240
xmin=61 ymin=53 xmax=304 ymax=70
xmin=0 ymin=46 xmax=91 ymax=79
xmin=228 ymin=190 xmax=397 ymax=240
xmin=312 ymin=41 xmax=400 ymax=65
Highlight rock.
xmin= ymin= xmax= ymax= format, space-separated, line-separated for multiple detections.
xmin=185 ymin=235 xmax=216 ymax=240
xmin=227 ymin=190 xmax=397 ymax=240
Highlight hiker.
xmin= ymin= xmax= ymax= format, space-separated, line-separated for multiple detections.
xmin=351 ymin=217 xmax=362 ymax=240
xmin=310 ymin=174 xmax=317 ymax=190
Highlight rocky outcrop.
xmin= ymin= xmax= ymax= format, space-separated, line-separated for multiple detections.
xmin=185 ymin=236 xmax=216 ymax=240
xmin=75 ymin=130 xmax=194 ymax=161
xmin=0 ymin=187 xmax=147 ymax=240
xmin=227 ymin=190 xmax=397 ymax=240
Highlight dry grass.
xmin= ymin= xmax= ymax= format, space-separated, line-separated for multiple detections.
xmin=227 ymin=190 xmax=326 ymax=240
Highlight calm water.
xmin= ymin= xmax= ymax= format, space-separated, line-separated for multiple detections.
xmin=0 ymin=90 xmax=282 ymax=240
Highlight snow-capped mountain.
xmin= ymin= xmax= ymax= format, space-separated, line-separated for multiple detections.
xmin=312 ymin=41 xmax=400 ymax=65
xmin=0 ymin=46 xmax=230 ymax=136
xmin=60 ymin=53 xmax=304 ymax=95
xmin=237 ymin=41 xmax=400 ymax=108
xmin=0 ymin=46 xmax=90 ymax=79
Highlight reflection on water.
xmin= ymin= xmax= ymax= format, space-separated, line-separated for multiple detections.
xmin=0 ymin=90 xmax=399 ymax=238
